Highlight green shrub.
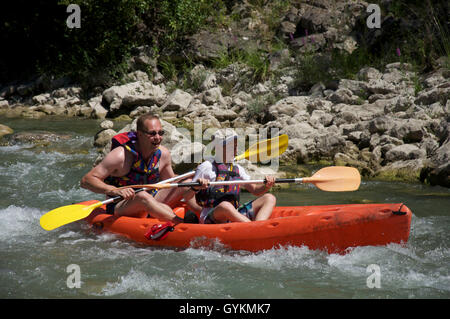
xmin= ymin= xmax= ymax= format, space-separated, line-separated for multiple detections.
xmin=0 ymin=0 xmax=226 ymax=86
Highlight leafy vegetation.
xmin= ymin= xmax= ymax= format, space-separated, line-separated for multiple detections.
xmin=0 ymin=0 xmax=447 ymax=93
xmin=0 ymin=0 xmax=229 ymax=86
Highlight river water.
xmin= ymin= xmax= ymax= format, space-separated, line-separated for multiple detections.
xmin=0 ymin=117 xmax=449 ymax=299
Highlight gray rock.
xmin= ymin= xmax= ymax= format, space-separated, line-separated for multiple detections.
xmin=0 ymin=124 xmax=13 ymax=138
xmin=267 ymin=96 xmax=310 ymax=118
xmin=328 ymin=88 xmax=361 ymax=105
xmin=211 ymin=108 xmax=238 ymax=122
xmin=162 ymin=89 xmax=193 ymax=111
xmin=338 ymin=79 xmax=368 ymax=97
xmin=388 ymin=119 xmax=426 ymax=143
xmin=103 ymin=81 xmax=167 ymax=111
xmin=357 ymin=67 xmax=382 ymax=82
xmin=309 ymin=82 xmax=325 ymax=97
xmin=385 ymin=144 xmax=426 ymax=162
xmin=8 ymin=131 xmax=71 ymax=145
xmin=94 ymin=129 xmax=116 ymax=148
xmin=368 ymin=116 xmax=395 ymax=135
xmin=171 ymin=141 xmax=205 ymax=166
xmin=0 ymin=99 xmax=9 ymax=110
xmin=100 ymin=120 xmax=114 ymax=130
xmin=88 ymin=96 xmax=108 ymax=119
xmin=32 ymin=93 xmax=51 ymax=105
xmin=415 ymin=85 xmax=450 ymax=106
xmin=310 ymin=109 xmax=333 ymax=128
xmin=420 ymin=136 xmax=450 ymax=187
xmin=202 ymin=87 xmax=224 ymax=105
xmin=366 ymin=79 xmax=396 ymax=95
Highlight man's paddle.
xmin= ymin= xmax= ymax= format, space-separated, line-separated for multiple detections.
xmin=119 ymin=166 xmax=361 ymax=192
xmin=39 ymin=171 xmax=194 ymax=231
xmin=40 ymin=135 xmax=289 ymax=231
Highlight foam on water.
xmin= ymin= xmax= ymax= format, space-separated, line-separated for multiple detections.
xmin=1 ymin=119 xmax=450 ymax=298
xmin=1 ymin=194 xmax=449 ymax=298
xmin=98 ymin=269 xmax=181 ymax=298
xmin=0 ymin=205 xmax=44 ymax=242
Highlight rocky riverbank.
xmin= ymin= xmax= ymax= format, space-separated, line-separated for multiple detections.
xmin=0 ymin=0 xmax=449 ymax=187
xmin=1 ymin=58 xmax=448 ymax=187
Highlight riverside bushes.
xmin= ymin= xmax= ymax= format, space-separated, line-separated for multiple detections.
xmin=0 ymin=0 xmax=228 ymax=86
xmin=0 ymin=0 xmax=447 ymax=92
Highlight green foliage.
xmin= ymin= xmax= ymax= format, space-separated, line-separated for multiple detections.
xmin=1 ymin=0 xmax=448 ymax=90
xmin=212 ymin=48 xmax=270 ymax=86
xmin=292 ymin=46 xmax=388 ymax=91
xmin=369 ymin=0 xmax=449 ymax=71
xmin=157 ymin=0 xmax=222 ymax=43
xmin=246 ymin=92 xmax=280 ymax=123
xmin=139 ymin=0 xmax=227 ymax=54
xmin=0 ymin=0 xmax=226 ymax=86
xmin=158 ymin=59 xmax=179 ymax=83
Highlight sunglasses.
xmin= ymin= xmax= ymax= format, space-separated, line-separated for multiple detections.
xmin=140 ymin=129 xmax=165 ymax=137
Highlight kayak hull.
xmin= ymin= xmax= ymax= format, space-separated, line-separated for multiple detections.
xmin=83 ymin=203 xmax=412 ymax=254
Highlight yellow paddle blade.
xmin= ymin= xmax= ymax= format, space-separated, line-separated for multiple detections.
xmin=40 ymin=201 xmax=103 ymax=231
xmin=235 ymin=134 xmax=289 ymax=162
xmin=303 ymin=166 xmax=361 ymax=192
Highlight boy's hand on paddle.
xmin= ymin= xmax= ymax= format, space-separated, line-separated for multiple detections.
xmin=264 ymin=176 xmax=275 ymax=189
xmin=197 ymin=178 xmax=210 ymax=189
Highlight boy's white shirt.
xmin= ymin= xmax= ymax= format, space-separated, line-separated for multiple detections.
xmin=192 ymin=160 xmax=251 ymax=183
xmin=192 ymin=159 xmax=251 ymax=223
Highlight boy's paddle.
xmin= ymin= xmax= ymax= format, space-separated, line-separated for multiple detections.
xmin=39 ymin=135 xmax=289 ymax=231
xmin=120 ymin=166 xmax=361 ymax=192
xmin=234 ymin=134 xmax=288 ymax=162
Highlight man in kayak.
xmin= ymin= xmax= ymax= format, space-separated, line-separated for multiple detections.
xmin=191 ymin=128 xmax=276 ymax=224
xmin=80 ymin=113 xmax=199 ymax=224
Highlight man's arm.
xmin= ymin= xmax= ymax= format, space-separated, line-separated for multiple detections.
xmin=80 ymin=147 xmax=135 ymax=199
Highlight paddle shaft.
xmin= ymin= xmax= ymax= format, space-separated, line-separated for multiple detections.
xmin=117 ymin=166 xmax=361 ymax=192
xmin=160 ymin=178 xmax=305 ymax=188
xmin=104 ymin=170 xmax=196 ymax=204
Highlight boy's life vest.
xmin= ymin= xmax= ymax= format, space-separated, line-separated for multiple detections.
xmin=195 ymin=161 xmax=241 ymax=209
xmin=105 ymin=131 xmax=161 ymax=190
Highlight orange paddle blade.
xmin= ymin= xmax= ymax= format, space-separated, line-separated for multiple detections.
xmin=302 ymin=166 xmax=361 ymax=192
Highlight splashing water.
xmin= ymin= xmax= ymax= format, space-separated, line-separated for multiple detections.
xmin=0 ymin=117 xmax=449 ymax=299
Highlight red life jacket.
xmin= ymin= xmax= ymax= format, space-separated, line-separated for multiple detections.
xmin=195 ymin=161 xmax=241 ymax=208
xmin=105 ymin=131 xmax=161 ymax=188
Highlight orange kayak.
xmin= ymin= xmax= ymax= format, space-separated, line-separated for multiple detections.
xmin=83 ymin=202 xmax=412 ymax=254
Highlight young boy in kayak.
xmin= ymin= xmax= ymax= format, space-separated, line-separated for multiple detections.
xmin=192 ymin=129 xmax=276 ymax=224
xmin=80 ymin=113 xmax=200 ymax=224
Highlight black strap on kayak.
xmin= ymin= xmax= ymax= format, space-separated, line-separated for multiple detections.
xmin=392 ymin=203 xmax=407 ymax=215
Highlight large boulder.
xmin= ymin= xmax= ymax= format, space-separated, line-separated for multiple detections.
xmin=102 ymin=81 xmax=167 ymax=114
xmin=161 ymin=89 xmax=193 ymax=112
xmin=385 ymin=144 xmax=426 ymax=162
xmin=420 ymin=136 xmax=450 ymax=187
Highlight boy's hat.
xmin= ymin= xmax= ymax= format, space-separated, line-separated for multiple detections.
xmin=213 ymin=128 xmax=238 ymax=163
xmin=213 ymin=128 xmax=238 ymax=148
